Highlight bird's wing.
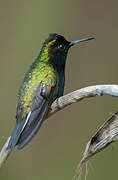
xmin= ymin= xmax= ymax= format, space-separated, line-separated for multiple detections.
xmin=8 ymin=81 xmax=57 ymax=150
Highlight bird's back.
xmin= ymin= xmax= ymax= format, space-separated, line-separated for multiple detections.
xmin=16 ymin=61 xmax=57 ymax=120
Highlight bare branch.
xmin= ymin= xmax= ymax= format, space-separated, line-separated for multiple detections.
xmin=49 ymin=84 xmax=118 ymax=116
xmin=1 ymin=84 xmax=118 ymax=169
xmin=0 ymin=137 xmax=12 ymax=168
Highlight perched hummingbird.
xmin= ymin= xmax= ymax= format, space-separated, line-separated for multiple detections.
xmin=8 ymin=33 xmax=94 ymax=150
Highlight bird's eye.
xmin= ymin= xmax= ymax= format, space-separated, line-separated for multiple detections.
xmin=58 ymin=44 xmax=63 ymax=49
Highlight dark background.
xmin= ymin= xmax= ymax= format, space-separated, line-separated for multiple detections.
xmin=0 ymin=0 xmax=118 ymax=179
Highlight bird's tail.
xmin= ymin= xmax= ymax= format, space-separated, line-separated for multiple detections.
xmin=8 ymin=100 xmax=50 ymax=150
xmin=18 ymin=101 xmax=50 ymax=150
xmin=7 ymin=117 xmax=28 ymax=149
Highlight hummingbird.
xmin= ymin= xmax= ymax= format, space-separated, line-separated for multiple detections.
xmin=8 ymin=33 xmax=94 ymax=150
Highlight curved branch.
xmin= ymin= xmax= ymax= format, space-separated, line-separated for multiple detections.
xmin=1 ymin=84 xmax=118 ymax=169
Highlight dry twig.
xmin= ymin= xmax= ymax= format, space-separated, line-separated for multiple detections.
xmin=75 ymin=110 xmax=118 ymax=180
xmin=1 ymin=84 xmax=118 ymax=169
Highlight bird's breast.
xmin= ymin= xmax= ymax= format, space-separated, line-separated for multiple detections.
xmin=57 ymin=70 xmax=65 ymax=98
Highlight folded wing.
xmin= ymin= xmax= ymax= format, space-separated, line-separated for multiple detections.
xmin=8 ymin=82 xmax=56 ymax=150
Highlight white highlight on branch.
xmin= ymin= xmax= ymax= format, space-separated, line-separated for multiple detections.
xmin=1 ymin=84 xmax=118 ymax=169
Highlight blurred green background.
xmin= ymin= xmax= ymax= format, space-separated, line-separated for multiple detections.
xmin=0 ymin=0 xmax=118 ymax=179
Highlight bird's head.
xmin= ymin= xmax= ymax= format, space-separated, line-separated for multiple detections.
xmin=39 ymin=33 xmax=94 ymax=67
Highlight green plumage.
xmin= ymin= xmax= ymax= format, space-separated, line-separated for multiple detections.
xmin=17 ymin=61 xmax=56 ymax=116
xmin=8 ymin=33 xmax=94 ymax=150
